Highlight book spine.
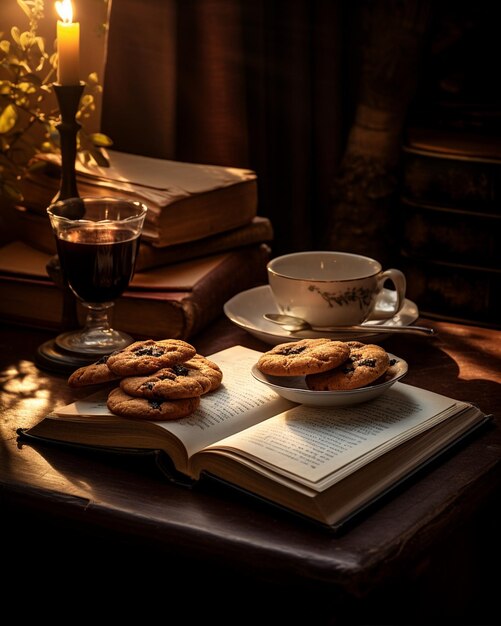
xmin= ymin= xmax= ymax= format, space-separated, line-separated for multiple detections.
xmin=1 ymin=204 xmax=56 ymax=255
xmin=0 ymin=275 xmax=63 ymax=330
xmin=135 ymin=217 xmax=274 ymax=271
xmin=402 ymin=148 xmax=501 ymax=214
xmin=399 ymin=199 xmax=500 ymax=269
xmin=184 ymin=243 xmax=270 ymax=337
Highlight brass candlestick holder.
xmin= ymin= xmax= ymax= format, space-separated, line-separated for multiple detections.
xmin=37 ymin=81 xmax=93 ymax=373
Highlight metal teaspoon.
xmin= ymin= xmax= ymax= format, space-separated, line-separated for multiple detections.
xmin=263 ymin=313 xmax=436 ymax=336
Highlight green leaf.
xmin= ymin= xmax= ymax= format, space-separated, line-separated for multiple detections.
xmin=0 ymin=104 xmax=17 ymax=134
xmin=11 ymin=27 xmax=21 ymax=45
xmin=87 ymin=146 xmax=111 ymax=167
xmin=0 ymin=40 xmax=10 ymax=53
xmin=19 ymin=31 xmax=33 ymax=50
xmin=80 ymin=94 xmax=94 ymax=107
xmin=89 ymin=132 xmax=113 ymax=147
xmin=35 ymin=36 xmax=46 ymax=55
xmin=14 ymin=94 xmax=29 ymax=107
xmin=18 ymin=81 xmax=37 ymax=94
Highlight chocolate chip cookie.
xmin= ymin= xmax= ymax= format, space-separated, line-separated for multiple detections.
xmin=106 ymin=339 xmax=196 ymax=376
xmin=107 ymin=387 xmax=200 ymax=421
xmin=306 ymin=341 xmax=390 ymax=390
xmin=68 ymin=353 xmax=121 ymax=388
xmin=120 ymin=356 xmax=221 ymax=399
xmin=257 ymin=338 xmax=350 ymax=377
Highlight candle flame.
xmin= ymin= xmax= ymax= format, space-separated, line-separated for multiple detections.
xmin=55 ymin=0 xmax=73 ymax=24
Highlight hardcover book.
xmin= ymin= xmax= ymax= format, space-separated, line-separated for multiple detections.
xmin=20 ymin=345 xmax=490 ymax=530
xmin=0 ymin=240 xmax=270 ymax=339
xmin=19 ymin=150 xmax=258 ymax=247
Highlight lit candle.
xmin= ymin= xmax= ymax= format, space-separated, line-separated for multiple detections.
xmin=55 ymin=0 xmax=80 ymax=85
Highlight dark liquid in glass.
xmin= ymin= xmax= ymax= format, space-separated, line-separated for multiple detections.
xmin=56 ymin=226 xmax=140 ymax=303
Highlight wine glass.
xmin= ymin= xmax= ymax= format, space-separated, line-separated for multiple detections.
xmin=47 ymin=196 xmax=147 ymax=355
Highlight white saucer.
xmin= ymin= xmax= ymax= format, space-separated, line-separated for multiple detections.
xmin=224 ymin=285 xmax=419 ymax=345
xmin=251 ymin=354 xmax=408 ymax=407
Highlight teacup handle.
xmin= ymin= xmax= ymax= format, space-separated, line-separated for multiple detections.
xmin=375 ymin=268 xmax=407 ymax=319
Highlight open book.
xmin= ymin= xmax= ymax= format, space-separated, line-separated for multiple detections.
xmin=21 ymin=346 xmax=490 ymax=530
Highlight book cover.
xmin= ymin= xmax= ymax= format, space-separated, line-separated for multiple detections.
xmin=0 ymin=241 xmax=270 ymax=339
xmin=18 ymin=345 xmax=490 ymax=530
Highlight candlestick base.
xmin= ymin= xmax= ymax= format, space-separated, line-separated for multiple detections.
xmin=36 ymin=339 xmax=101 ymax=375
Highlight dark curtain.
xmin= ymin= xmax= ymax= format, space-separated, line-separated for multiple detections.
xmin=101 ymin=0 xmax=431 ymax=260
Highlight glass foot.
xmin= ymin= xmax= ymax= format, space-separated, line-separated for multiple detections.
xmin=55 ymin=327 xmax=134 ymax=355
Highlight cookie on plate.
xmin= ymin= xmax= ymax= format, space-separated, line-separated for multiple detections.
xmin=120 ymin=355 xmax=222 ymax=399
xmin=106 ymin=339 xmax=196 ymax=376
xmin=107 ymin=387 xmax=200 ymax=421
xmin=306 ymin=341 xmax=390 ymax=390
xmin=371 ymin=355 xmax=402 ymax=385
xmin=257 ymin=338 xmax=350 ymax=377
xmin=68 ymin=353 xmax=121 ymax=388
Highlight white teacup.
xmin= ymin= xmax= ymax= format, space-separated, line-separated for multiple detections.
xmin=267 ymin=251 xmax=406 ymax=327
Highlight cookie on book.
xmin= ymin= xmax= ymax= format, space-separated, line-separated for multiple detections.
xmin=68 ymin=353 xmax=121 ymax=388
xmin=106 ymin=339 xmax=197 ymax=376
xmin=257 ymin=338 xmax=350 ymax=377
xmin=121 ymin=354 xmax=223 ymax=399
xmin=107 ymin=387 xmax=200 ymax=421
xmin=184 ymin=354 xmax=223 ymax=392
xmin=306 ymin=342 xmax=390 ymax=390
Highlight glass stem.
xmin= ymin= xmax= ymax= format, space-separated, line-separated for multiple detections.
xmin=83 ymin=302 xmax=114 ymax=333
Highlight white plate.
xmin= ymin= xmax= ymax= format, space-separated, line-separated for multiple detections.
xmin=251 ymin=354 xmax=408 ymax=407
xmin=224 ymin=285 xmax=419 ymax=345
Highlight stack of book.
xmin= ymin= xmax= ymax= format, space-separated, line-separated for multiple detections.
xmin=0 ymin=151 xmax=274 ymax=338
xmin=399 ymin=127 xmax=500 ymax=328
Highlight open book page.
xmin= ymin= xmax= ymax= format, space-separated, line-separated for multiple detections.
xmin=77 ymin=150 xmax=256 ymax=192
xmin=202 ymin=383 xmax=470 ymax=492
xmin=164 ymin=346 xmax=294 ymax=458
xmin=53 ymin=346 xmax=294 ymax=460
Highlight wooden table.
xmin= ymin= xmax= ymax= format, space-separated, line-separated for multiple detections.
xmin=1 ymin=317 xmax=500 ymax=623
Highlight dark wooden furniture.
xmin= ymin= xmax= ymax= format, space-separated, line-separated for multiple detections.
xmin=1 ymin=318 xmax=500 ymax=624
